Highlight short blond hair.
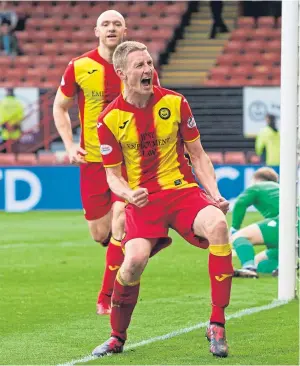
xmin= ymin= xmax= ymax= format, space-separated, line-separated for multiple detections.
xmin=113 ymin=41 xmax=147 ymax=71
xmin=253 ymin=167 xmax=279 ymax=183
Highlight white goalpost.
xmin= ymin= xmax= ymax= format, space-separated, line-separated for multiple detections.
xmin=278 ymin=0 xmax=299 ymax=300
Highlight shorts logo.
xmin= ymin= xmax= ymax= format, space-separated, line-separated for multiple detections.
xmin=215 ymin=274 xmax=233 ymax=282
xmin=159 ymin=108 xmax=171 ymax=120
xmin=100 ymin=144 xmax=113 ymax=155
xmin=187 ymin=116 xmax=196 ymax=128
xmin=109 ymin=265 xmax=120 ymax=271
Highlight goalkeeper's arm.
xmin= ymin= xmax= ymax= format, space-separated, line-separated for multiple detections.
xmin=232 ymin=187 xmax=257 ymax=231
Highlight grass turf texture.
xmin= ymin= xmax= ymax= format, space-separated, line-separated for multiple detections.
xmin=0 ymin=211 xmax=298 ymax=365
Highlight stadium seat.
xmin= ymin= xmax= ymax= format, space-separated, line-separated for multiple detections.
xmin=237 ymin=17 xmax=255 ymax=29
xmin=247 ymin=152 xmax=261 ymax=164
xmin=231 ymin=28 xmax=249 ymax=41
xmin=16 ymin=153 xmax=37 ymax=166
xmin=226 ymin=77 xmax=248 ymax=86
xmin=37 ymin=153 xmax=57 ymax=165
xmin=234 ymin=65 xmax=254 ymax=78
xmin=246 ymin=40 xmax=265 ymax=53
xmin=224 ymin=40 xmax=245 ymax=53
xmin=268 ymin=40 xmax=281 ymax=52
xmin=257 ymin=16 xmax=275 ymax=28
xmin=224 ymin=152 xmax=246 ymax=164
xmin=0 ymin=153 xmax=17 ymax=165
xmin=207 ymin=152 xmax=224 ymax=165
xmin=217 ymin=54 xmax=234 ymax=66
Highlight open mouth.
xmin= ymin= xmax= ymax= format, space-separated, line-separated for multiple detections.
xmin=141 ymin=78 xmax=151 ymax=86
xmin=107 ymin=34 xmax=117 ymax=39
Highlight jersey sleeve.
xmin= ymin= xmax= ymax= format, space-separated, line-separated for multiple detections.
xmin=97 ymin=113 xmax=123 ymax=167
xmin=153 ymin=69 xmax=161 ymax=86
xmin=59 ymin=60 xmax=77 ymax=98
xmin=232 ymin=186 xmax=257 ymax=230
xmin=179 ymin=97 xmax=200 ymax=142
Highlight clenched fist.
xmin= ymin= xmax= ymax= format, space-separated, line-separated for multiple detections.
xmin=67 ymin=145 xmax=87 ymax=165
xmin=127 ymin=188 xmax=149 ymax=208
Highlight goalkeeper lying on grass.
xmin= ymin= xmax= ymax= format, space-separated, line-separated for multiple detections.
xmin=230 ymin=167 xmax=279 ymax=278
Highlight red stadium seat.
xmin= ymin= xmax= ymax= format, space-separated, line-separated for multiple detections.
xmin=217 ymin=53 xmax=235 ymax=66
xmin=0 ymin=56 xmax=14 ymax=68
xmin=0 ymin=153 xmax=16 ymax=166
xmin=207 ymin=152 xmax=224 ymax=165
xmin=237 ymin=17 xmax=255 ymax=29
xmin=224 ymin=152 xmax=246 ymax=165
xmin=37 ymin=153 xmax=57 ymax=165
xmin=224 ymin=40 xmax=245 ymax=53
xmin=210 ymin=66 xmax=232 ymax=78
xmin=16 ymin=153 xmax=37 ymax=166
xmin=246 ymin=40 xmax=266 ymax=53
xmin=247 ymin=153 xmax=261 ymax=164
xmin=226 ymin=76 xmax=248 ymax=86
xmin=250 ymin=28 xmax=270 ymax=41
xmin=261 ymin=52 xmax=280 ymax=64
xmin=257 ymin=16 xmax=275 ymax=28
xmin=254 ymin=65 xmax=270 ymax=76
xmin=268 ymin=40 xmax=281 ymax=52
xmin=246 ymin=78 xmax=268 ymax=86
xmin=234 ymin=65 xmax=254 ymax=78
xmin=231 ymin=28 xmax=250 ymax=41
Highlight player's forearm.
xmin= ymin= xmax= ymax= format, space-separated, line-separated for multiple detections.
xmin=192 ymin=153 xmax=220 ymax=197
xmin=107 ymin=172 xmax=132 ymax=201
xmin=232 ymin=203 xmax=247 ymax=230
xmin=53 ymin=107 xmax=74 ymax=152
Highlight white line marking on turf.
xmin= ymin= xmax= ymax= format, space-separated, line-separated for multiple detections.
xmin=57 ymin=299 xmax=289 ymax=366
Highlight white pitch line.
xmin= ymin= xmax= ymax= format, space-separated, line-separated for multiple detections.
xmin=57 ymin=299 xmax=289 ymax=366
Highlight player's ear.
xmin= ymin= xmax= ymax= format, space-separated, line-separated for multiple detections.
xmin=116 ymin=69 xmax=126 ymax=81
xmin=94 ymin=26 xmax=100 ymax=38
xmin=123 ymin=27 xmax=127 ymax=39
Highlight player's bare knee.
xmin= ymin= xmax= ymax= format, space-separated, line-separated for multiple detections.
xmin=122 ymin=253 xmax=148 ymax=279
xmin=91 ymin=229 xmax=111 ymax=245
xmin=205 ymin=217 xmax=229 ymax=244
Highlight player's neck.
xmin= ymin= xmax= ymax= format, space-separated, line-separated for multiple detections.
xmin=97 ymin=45 xmax=114 ymax=64
xmin=123 ymin=89 xmax=153 ymax=109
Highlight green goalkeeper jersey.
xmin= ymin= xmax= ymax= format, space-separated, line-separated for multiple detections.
xmin=232 ymin=181 xmax=279 ymax=230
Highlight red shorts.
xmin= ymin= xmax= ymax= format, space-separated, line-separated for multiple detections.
xmin=80 ymin=162 xmax=127 ymax=221
xmin=123 ymin=186 xmax=219 ymax=256
xmin=80 ymin=162 xmax=112 ymax=221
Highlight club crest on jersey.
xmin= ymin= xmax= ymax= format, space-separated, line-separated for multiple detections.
xmin=159 ymin=108 xmax=171 ymax=120
xmin=100 ymin=144 xmax=113 ymax=155
xmin=187 ymin=116 xmax=196 ymax=128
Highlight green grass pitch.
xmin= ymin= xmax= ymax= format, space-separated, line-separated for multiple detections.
xmin=0 ymin=211 xmax=298 ymax=365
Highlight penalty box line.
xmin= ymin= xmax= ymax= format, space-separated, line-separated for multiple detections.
xmin=57 ymin=299 xmax=289 ymax=366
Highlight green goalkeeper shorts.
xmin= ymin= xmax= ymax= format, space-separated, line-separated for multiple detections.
xmin=257 ymin=217 xmax=279 ymax=249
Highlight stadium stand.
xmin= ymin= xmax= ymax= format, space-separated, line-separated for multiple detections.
xmin=0 ymin=1 xmax=268 ymax=165
xmin=160 ymin=1 xmax=238 ymax=86
xmin=205 ymin=15 xmax=281 ymax=86
xmin=2 ymin=1 xmax=189 ymax=88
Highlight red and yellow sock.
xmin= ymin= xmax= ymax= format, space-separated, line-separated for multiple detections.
xmin=208 ymin=243 xmax=233 ymax=325
xmin=110 ymin=270 xmax=140 ymax=341
xmin=97 ymin=237 xmax=124 ymax=304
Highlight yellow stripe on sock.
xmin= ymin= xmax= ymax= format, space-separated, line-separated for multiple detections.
xmin=116 ymin=270 xmax=140 ymax=287
xmin=111 ymin=237 xmax=122 ymax=246
xmin=209 ymin=243 xmax=232 ymax=256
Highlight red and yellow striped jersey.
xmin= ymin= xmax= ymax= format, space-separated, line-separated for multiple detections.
xmin=60 ymin=48 xmax=160 ymax=162
xmin=97 ymin=86 xmax=200 ymax=193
